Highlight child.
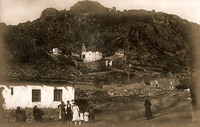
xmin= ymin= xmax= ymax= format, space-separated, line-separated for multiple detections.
xmin=79 ymin=112 xmax=84 ymax=125
xmin=83 ymin=111 xmax=89 ymax=122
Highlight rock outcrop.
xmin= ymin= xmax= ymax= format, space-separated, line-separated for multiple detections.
xmin=0 ymin=0 xmax=199 ymax=83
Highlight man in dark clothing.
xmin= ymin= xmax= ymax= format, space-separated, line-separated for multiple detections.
xmin=144 ymin=98 xmax=153 ymax=120
xmin=88 ymin=106 xmax=95 ymax=122
xmin=58 ymin=101 xmax=66 ymax=122
xmin=33 ymin=105 xmax=43 ymax=122
xmin=65 ymin=100 xmax=72 ymax=124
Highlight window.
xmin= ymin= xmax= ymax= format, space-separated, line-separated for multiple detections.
xmin=54 ymin=89 xmax=62 ymax=101
xmin=32 ymin=90 xmax=41 ymax=102
xmin=11 ymin=87 xmax=13 ymax=95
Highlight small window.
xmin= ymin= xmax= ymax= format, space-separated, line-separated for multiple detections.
xmin=54 ymin=89 xmax=62 ymax=101
xmin=83 ymin=55 xmax=85 ymax=59
xmin=32 ymin=90 xmax=41 ymax=102
xmin=11 ymin=87 xmax=14 ymax=95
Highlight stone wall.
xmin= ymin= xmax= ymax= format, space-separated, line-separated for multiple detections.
xmin=82 ymin=61 xmax=108 ymax=72
xmin=76 ymin=85 xmax=168 ymax=100
xmin=4 ymin=108 xmax=60 ymax=123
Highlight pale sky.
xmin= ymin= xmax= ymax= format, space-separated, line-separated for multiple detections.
xmin=0 ymin=0 xmax=200 ymax=25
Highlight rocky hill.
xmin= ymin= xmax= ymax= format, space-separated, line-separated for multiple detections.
xmin=0 ymin=1 xmax=200 ymax=85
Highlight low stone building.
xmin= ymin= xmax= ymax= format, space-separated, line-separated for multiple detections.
xmin=71 ymin=52 xmax=80 ymax=57
xmin=0 ymin=80 xmax=75 ymax=109
xmin=114 ymin=49 xmax=124 ymax=55
xmin=50 ymin=48 xmax=67 ymax=55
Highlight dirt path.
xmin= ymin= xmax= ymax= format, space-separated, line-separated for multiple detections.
xmin=1 ymin=91 xmax=195 ymax=127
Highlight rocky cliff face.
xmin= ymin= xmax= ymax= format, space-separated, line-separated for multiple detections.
xmin=0 ymin=1 xmax=199 ymax=84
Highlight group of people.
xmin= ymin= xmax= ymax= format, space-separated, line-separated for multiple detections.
xmin=15 ymin=100 xmax=95 ymax=125
xmin=58 ymin=100 xmax=95 ymax=125
xmin=15 ymin=98 xmax=152 ymax=123
xmin=14 ymin=105 xmax=44 ymax=122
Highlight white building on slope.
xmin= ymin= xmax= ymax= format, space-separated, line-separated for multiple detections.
xmin=0 ymin=80 xmax=75 ymax=109
xmin=81 ymin=43 xmax=102 ymax=62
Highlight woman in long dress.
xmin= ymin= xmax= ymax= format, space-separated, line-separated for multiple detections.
xmin=33 ymin=105 xmax=43 ymax=122
xmin=144 ymin=98 xmax=153 ymax=120
xmin=72 ymin=103 xmax=80 ymax=125
xmin=58 ymin=101 xmax=66 ymax=122
xmin=88 ymin=106 xmax=95 ymax=122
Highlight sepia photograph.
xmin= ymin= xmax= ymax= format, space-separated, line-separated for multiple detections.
xmin=0 ymin=0 xmax=200 ymax=127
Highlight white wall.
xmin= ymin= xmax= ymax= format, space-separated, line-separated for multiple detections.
xmin=106 ymin=60 xmax=112 ymax=67
xmin=0 ymin=85 xmax=75 ymax=109
xmin=81 ymin=51 xmax=102 ymax=62
xmin=53 ymin=48 xmax=58 ymax=54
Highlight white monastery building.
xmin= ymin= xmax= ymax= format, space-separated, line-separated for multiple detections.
xmin=81 ymin=51 xmax=102 ymax=62
xmin=0 ymin=80 xmax=75 ymax=109
xmin=81 ymin=43 xmax=102 ymax=62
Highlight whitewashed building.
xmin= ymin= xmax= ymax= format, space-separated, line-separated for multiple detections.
xmin=50 ymin=48 xmax=63 ymax=55
xmin=106 ymin=60 xmax=112 ymax=67
xmin=81 ymin=51 xmax=102 ymax=62
xmin=81 ymin=43 xmax=102 ymax=62
xmin=53 ymin=48 xmax=59 ymax=54
xmin=0 ymin=80 xmax=75 ymax=109
xmin=115 ymin=49 xmax=124 ymax=55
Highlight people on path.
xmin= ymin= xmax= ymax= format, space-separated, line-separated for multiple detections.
xmin=33 ymin=105 xmax=43 ymax=122
xmin=144 ymin=98 xmax=153 ymax=120
xmin=72 ymin=103 xmax=80 ymax=125
xmin=88 ymin=106 xmax=95 ymax=123
xmin=79 ymin=111 xmax=84 ymax=125
xmin=84 ymin=111 xmax=89 ymax=122
xmin=58 ymin=101 xmax=66 ymax=122
xmin=65 ymin=100 xmax=72 ymax=124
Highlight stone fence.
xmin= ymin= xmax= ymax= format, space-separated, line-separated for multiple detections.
xmin=4 ymin=108 xmax=60 ymax=123
xmin=75 ymin=86 xmax=168 ymax=100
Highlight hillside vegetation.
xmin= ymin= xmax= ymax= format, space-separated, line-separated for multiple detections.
xmin=0 ymin=1 xmax=200 ymax=84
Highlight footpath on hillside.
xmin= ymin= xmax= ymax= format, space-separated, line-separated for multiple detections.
xmin=1 ymin=91 xmax=196 ymax=127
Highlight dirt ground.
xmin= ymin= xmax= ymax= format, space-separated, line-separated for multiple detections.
xmin=1 ymin=90 xmax=197 ymax=127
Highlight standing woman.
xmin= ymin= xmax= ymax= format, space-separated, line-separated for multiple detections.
xmin=58 ymin=101 xmax=66 ymax=122
xmin=89 ymin=106 xmax=95 ymax=123
xmin=144 ymin=98 xmax=153 ymax=120
xmin=33 ymin=105 xmax=43 ymax=122
xmin=65 ymin=100 xmax=72 ymax=124
xmin=72 ymin=103 xmax=80 ymax=125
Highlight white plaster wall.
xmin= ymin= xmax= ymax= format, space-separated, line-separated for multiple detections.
xmin=106 ymin=61 xmax=112 ymax=67
xmin=0 ymin=85 xmax=75 ymax=109
xmin=53 ymin=48 xmax=58 ymax=54
xmin=82 ymin=51 xmax=102 ymax=62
